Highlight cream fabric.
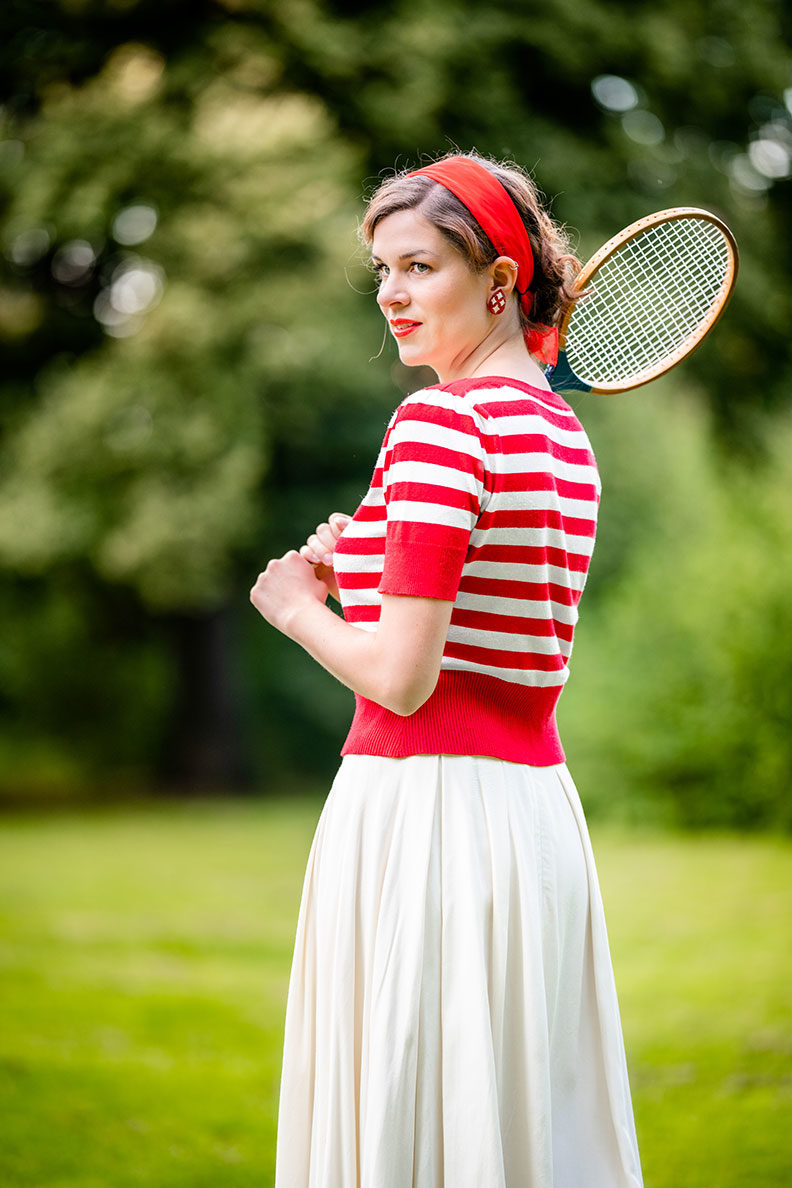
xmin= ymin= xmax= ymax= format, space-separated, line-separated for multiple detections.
xmin=275 ymin=755 xmax=643 ymax=1188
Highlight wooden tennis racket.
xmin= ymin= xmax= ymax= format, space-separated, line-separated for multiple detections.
xmin=546 ymin=207 xmax=739 ymax=394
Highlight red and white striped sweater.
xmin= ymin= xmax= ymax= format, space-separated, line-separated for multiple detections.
xmin=333 ymin=376 xmax=600 ymax=764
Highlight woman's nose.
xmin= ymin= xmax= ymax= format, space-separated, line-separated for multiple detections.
xmin=376 ymin=272 xmax=407 ymax=310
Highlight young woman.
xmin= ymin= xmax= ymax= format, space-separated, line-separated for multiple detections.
xmin=250 ymin=152 xmax=643 ymax=1188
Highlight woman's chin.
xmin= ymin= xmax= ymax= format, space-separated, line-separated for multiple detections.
xmin=397 ymin=343 xmax=431 ymax=370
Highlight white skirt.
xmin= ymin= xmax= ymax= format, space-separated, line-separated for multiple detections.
xmin=274 ymin=755 xmax=643 ymax=1188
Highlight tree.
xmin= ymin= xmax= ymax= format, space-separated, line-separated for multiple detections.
xmin=0 ymin=0 xmax=790 ymax=796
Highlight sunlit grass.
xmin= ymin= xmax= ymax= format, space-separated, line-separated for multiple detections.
xmin=0 ymin=800 xmax=790 ymax=1187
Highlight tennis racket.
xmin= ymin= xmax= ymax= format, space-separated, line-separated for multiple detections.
xmin=546 ymin=207 xmax=739 ymax=394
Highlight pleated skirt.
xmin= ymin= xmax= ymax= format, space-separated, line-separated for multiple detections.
xmin=274 ymin=754 xmax=643 ymax=1188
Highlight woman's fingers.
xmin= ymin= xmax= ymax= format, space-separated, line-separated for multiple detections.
xmin=313 ymin=524 xmax=336 ymax=563
xmin=328 ymin=512 xmax=351 ymax=537
xmin=250 ymin=549 xmax=332 ymax=634
xmin=302 ymin=515 xmax=351 ymax=567
xmin=301 ymin=530 xmax=331 ymax=566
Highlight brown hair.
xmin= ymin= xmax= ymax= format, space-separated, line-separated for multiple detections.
xmin=360 ymin=151 xmax=581 ymax=332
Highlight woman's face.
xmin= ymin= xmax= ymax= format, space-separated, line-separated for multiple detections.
xmin=371 ymin=209 xmax=494 ymax=382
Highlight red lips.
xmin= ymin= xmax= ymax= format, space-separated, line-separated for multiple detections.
xmin=390 ymin=319 xmax=421 ymax=338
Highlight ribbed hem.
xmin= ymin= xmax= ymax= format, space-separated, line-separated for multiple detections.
xmin=340 ymin=670 xmax=565 ymax=766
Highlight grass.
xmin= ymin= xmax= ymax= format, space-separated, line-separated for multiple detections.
xmin=0 ymin=798 xmax=790 ymax=1187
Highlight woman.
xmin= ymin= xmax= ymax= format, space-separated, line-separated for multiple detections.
xmin=250 ymin=152 xmax=643 ymax=1188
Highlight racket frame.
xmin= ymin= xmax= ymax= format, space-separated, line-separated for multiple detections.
xmin=554 ymin=206 xmax=739 ymax=394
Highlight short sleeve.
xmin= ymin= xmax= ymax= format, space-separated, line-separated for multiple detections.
xmin=379 ymin=391 xmax=487 ymax=601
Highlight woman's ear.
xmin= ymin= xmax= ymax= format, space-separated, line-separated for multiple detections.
xmin=489 ymin=256 xmax=519 ymax=297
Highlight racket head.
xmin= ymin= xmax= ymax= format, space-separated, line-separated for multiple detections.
xmin=556 ymin=207 xmax=739 ymax=394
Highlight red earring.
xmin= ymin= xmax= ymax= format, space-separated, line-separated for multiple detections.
xmin=487 ymin=289 xmax=506 ymax=315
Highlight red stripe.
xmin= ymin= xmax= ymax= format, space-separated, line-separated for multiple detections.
xmin=336 ymin=571 xmax=381 ymax=589
xmin=557 ymin=477 xmax=599 ymax=500
xmin=475 ymin=398 xmax=580 ymax=430
xmin=467 ymin=543 xmax=592 ymax=572
xmin=498 ymin=471 xmax=598 ymax=496
xmin=350 ymin=504 xmax=386 ymax=523
xmin=457 ymin=575 xmax=581 ymax=606
xmin=343 ymin=605 xmax=379 ymax=622
xmin=386 ymin=520 xmax=471 ymax=549
xmin=444 ymin=641 xmax=568 ymax=671
xmin=481 ymin=432 xmax=594 ymax=465
xmin=334 ymin=535 xmax=384 ymax=556
xmin=385 ymin=481 xmax=478 ymax=513
xmin=481 ymin=471 xmax=598 ymax=500
xmin=396 ymin=401 xmax=481 ymax=436
xmin=384 ymin=440 xmax=485 ymax=481
xmin=451 ymin=608 xmax=574 ymax=642
xmin=476 ymin=508 xmax=597 ymax=537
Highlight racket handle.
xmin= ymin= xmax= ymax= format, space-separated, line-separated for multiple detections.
xmin=545 ymin=351 xmax=591 ymax=394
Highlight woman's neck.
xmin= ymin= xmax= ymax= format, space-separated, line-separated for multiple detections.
xmin=441 ymin=331 xmax=551 ymax=390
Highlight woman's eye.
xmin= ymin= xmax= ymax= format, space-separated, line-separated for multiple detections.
xmin=371 ymin=260 xmax=428 ymax=282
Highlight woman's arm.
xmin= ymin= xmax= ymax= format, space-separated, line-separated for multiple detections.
xmin=250 ymin=550 xmax=453 ymax=716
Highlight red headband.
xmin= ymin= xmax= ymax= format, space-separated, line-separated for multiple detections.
xmin=407 ymin=157 xmax=559 ymax=366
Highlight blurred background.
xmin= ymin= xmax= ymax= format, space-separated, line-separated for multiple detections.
xmin=1 ymin=0 xmax=791 ymax=827
xmin=1 ymin=3 xmax=791 ymax=1186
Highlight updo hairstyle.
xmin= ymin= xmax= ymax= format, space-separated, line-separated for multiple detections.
xmin=360 ymin=152 xmax=581 ymax=334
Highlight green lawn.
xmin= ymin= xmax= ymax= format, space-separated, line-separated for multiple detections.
xmin=0 ymin=799 xmax=789 ymax=1187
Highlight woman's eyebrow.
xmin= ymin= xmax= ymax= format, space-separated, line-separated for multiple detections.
xmin=371 ymin=248 xmax=438 ymax=263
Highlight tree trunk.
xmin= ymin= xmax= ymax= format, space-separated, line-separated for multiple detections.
xmin=158 ymin=607 xmax=253 ymax=792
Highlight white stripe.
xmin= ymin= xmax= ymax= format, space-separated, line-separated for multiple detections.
xmin=334 ymin=555 xmax=384 ymax=574
xmin=334 ymin=589 xmax=580 ymax=627
xmin=337 ymin=587 xmax=381 ymax=606
xmin=463 ymin=559 xmax=588 ymax=591
xmin=386 ymin=459 xmax=481 ymax=493
xmin=388 ymin=418 xmax=482 ymax=458
xmin=440 ymin=656 xmax=568 ymax=687
xmin=491 ymin=413 xmax=591 ymax=447
xmin=455 ymin=590 xmax=579 ymax=626
xmin=488 ymin=453 xmax=599 ymax=485
xmin=447 ymin=625 xmax=571 ymax=657
xmin=386 ymin=500 xmax=473 ymax=530
xmin=400 ymin=388 xmax=485 ymax=417
xmin=469 ymin=527 xmax=596 ymax=556
xmin=554 ymin=494 xmax=600 ymax=520
xmin=338 ymin=519 xmax=386 ymax=539
xmin=488 ymin=454 xmax=599 ymax=484
xmin=475 ymin=489 xmax=598 ymax=520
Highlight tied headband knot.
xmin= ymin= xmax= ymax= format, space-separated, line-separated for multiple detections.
xmin=407 ymin=157 xmax=559 ymax=367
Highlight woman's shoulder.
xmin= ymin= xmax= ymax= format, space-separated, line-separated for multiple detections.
xmin=391 ymin=382 xmax=488 ymax=428
xmin=388 ymin=376 xmax=585 ymax=446
xmin=384 ymin=385 xmax=491 ymax=459
xmin=441 ymin=374 xmax=576 ymax=414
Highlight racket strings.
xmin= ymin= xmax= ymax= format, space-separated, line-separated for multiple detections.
xmin=566 ymin=218 xmax=732 ymax=385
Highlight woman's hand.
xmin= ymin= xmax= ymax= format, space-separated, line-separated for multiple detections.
xmin=251 ymin=514 xmax=453 ymax=717
xmin=250 ymin=551 xmax=331 ymax=637
xmin=299 ymin=512 xmax=351 ymax=602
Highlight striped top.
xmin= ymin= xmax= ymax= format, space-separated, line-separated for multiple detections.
xmin=334 ymin=375 xmax=600 ymax=764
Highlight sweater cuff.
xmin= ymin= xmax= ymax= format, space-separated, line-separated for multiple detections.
xmin=380 ymin=539 xmax=468 ymax=600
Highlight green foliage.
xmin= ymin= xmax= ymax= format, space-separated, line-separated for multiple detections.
xmin=560 ymin=390 xmax=792 ymax=831
xmin=0 ymin=574 xmax=174 ymax=794
xmin=0 ymin=0 xmax=790 ymax=810
xmin=0 ymin=36 xmax=377 ymax=609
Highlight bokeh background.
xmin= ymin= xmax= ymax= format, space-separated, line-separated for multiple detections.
xmin=1 ymin=1 xmax=791 ymax=1185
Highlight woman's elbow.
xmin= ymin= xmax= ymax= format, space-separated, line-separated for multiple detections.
xmin=377 ymin=670 xmax=439 ymax=717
